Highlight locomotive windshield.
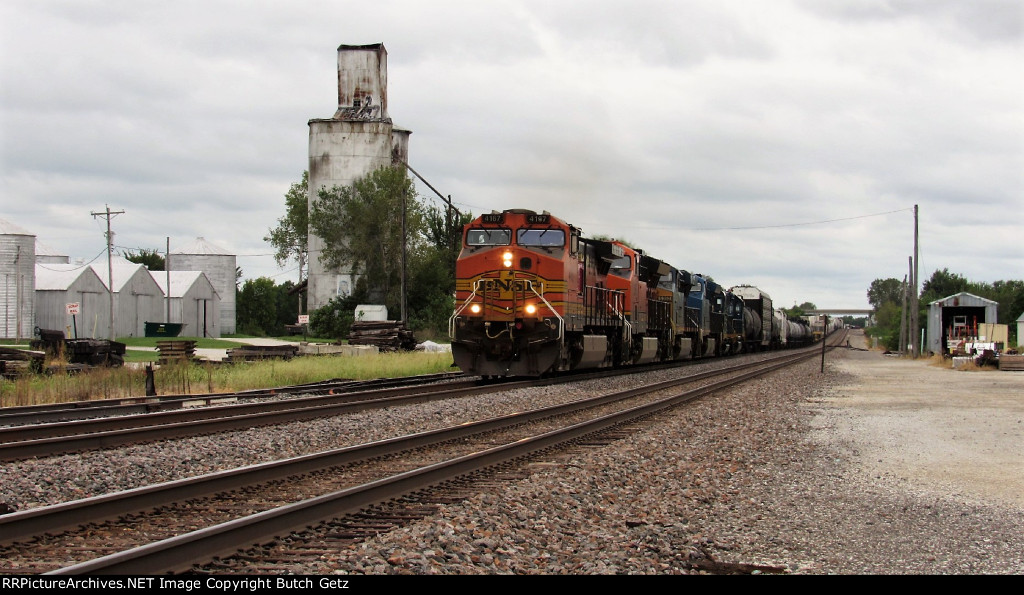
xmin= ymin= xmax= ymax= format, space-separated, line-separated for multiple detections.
xmin=466 ymin=228 xmax=512 ymax=246
xmin=516 ymin=228 xmax=564 ymax=247
xmin=608 ymin=254 xmax=632 ymax=278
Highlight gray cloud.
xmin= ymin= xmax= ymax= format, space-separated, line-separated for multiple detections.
xmin=2 ymin=0 xmax=1020 ymax=309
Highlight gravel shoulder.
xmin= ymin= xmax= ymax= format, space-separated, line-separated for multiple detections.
xmin=310 ymin=330 xmax=1024 ymax=575
xmin=3 ymin=331 xmax=1022 ymax=574
xmin=811 ymin=336 xmax=1024 ymax=510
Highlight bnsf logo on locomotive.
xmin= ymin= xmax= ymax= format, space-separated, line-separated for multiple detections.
xmin=479 ymin=278 xmax=536 ymax=293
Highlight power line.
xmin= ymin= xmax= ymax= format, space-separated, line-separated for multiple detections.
xmin=690 ymin=207 xmax=914 ymax=231
xmin=597 ymin=206 xmax=914 ymax=232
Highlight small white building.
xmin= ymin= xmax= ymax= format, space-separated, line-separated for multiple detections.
xmin=151 ymin=270 xmax=221 ymax=338
xmin=1016 ymin=312 xmax=1024 ymax=350
xmin=90 ymin=257 xmax=165 ymax=338
xmin=34 ymin=264 xmax=110 ymax=339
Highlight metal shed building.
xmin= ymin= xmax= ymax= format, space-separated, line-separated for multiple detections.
xmin=926 ymin=292 xmax=999 ymax=355
xmin=34 ymin=264 xmax=110 ymax=340
xmin=151 ymin=270 xmax=221 ymax=338
xmin=90 ymin=257 xmax=165 ymax=338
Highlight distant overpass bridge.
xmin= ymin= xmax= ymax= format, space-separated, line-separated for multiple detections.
xmin=805 ymin=309 xmax=871 ymax=316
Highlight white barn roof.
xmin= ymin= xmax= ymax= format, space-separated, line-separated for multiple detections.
xmin=152 ymin=270 xmax=217 ymax=298
xmin=89 ymin=257 xmax=148 ymax=292
xmin=35 ymin=264 xmax=101 ymax=290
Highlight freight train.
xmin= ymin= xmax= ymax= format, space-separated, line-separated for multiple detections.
xmin=449 ymin=209 xmax=835 ymax=378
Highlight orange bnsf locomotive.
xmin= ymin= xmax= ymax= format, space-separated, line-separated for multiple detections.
xmin=448 ymin=209 xmax=673 ymax=377
xmin=449 ymin=208 xmax=829 ymax=378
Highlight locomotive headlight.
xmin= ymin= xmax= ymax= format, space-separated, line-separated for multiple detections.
xmin=502 ymin=251 xmax=513 ymax=268
xmin=470 ymin=304 xmax=481 ymax=314
xmin=525 ymin=304 xmax=537 ymax=315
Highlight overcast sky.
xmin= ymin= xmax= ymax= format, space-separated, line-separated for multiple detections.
xmin=2 ymin=0 xmax=1021 ymax=311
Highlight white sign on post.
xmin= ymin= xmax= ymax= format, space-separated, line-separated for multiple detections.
xmin=298 ymin=315 xmax=310 ymax=325
xmin=66 ymin=302 xmax=80 ymax=315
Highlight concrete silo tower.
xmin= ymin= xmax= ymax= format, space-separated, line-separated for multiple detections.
xmin=0 ymin=219 xmax=36 ymax=340
xmin=306 ymin=43 xmax=412 ymax=311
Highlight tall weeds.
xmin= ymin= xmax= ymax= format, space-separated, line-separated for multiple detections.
xmin=0 ymin=352 xmax=456 ymax=407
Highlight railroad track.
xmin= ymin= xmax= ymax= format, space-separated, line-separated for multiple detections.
xmin=0 ymin=334 xmax=846 ymax=574
xmin=0 ymin=344 xmax=815 ymax=461
xmin=0 ymin=372 xmax=467 ymax=426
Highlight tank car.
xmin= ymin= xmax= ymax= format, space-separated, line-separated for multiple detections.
xmin=786 ymin=317 xmax=811 ymax=346
xmin=731 ymin=285 xmax=775 ymax=352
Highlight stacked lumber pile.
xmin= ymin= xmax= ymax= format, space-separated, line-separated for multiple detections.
xmin=226 ymin=344 xmax=298 ymax=362
xmin=157 ymin=340 xmax=196 ymax=365
xmin=0 ymin=347 xmax=45 ymax=379
xmin=998 ymin=354 xmax=1024 ymax=371
xmin=348 ymin=320 xmax=417 ymax=352
xmin=65 ymin=339 xmax=126 ymax=366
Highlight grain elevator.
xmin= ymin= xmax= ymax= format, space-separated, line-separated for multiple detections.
xmin=307 ymin=43 xmax=411 ymax=311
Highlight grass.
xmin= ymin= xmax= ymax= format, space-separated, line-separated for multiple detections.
xmin=0 ymin=350 xmax=457 ymax=408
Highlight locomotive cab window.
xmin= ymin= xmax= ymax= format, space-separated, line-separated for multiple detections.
xmin=516 ymin=228 xmax=565 ymax=247
xmin=466 ymin=228 xmax=512 ymax=246
xmin=608 ymin=254 xmax=632 ymax=279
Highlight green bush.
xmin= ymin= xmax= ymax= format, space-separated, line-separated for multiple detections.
xmin=310 ymin=295 xmax=360 ymax=341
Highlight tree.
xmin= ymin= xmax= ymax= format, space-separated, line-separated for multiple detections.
xmin=309 ymin=165 xmax=422 ymax=314
xmin=423 ymin=204 xmax=473 ymax=289
xmin=123 ymin=248 xmax=164 ymax=271
xmin=920 ymin=268 xmax=969 ymax=302
xmin=783 ymin=301 xmax=817 ymax=317
xmin=265 ymin=171 xmax=309 ymax=315
xmin=867 ymin=278 xmax=903 ymax=310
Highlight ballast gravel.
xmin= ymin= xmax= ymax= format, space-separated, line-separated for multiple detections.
xmin=2 ymin=331 xmax=1022 ymax=574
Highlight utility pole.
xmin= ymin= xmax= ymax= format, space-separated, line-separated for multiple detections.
xmin=911 ymin=204 xmax=920 ymax=358
xmin=899 ymin=273 xmax=908 ymax=355
xmin=400 ymin=185 xmax=408 ymax=324
xmin=91 ymin=205 xmax=124 ymax=340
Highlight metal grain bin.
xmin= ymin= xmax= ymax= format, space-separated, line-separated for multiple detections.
xmin=1 ymin=219 xmax=36 ymax=339
xmin=168 ymin=238 xmax=236 ymax=335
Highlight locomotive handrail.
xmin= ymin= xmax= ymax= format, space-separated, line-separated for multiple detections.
xmin=448 ymin=280 xmax=484 ymax=339
xmin=528 ymin=281 xmax=564 ymax=343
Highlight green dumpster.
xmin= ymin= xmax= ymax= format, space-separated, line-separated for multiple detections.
xmin=145 ymin=322 xmax=184 ymax=337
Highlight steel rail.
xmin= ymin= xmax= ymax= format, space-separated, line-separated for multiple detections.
xmin=0 ymin=351 xmax=814 ymax=545
xmin=48 ymin=347 xmax=831 ymax=575
xmin=0 ymin=373 xmax=466 ymax=425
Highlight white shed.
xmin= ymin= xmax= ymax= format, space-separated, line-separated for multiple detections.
xmin=34 ymin=264 xmax=110 ymax=339
xmin=151 ymin=271 xmax=221 ymax=338
xmin=90 ymin=257 xmax=165 ymax=338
